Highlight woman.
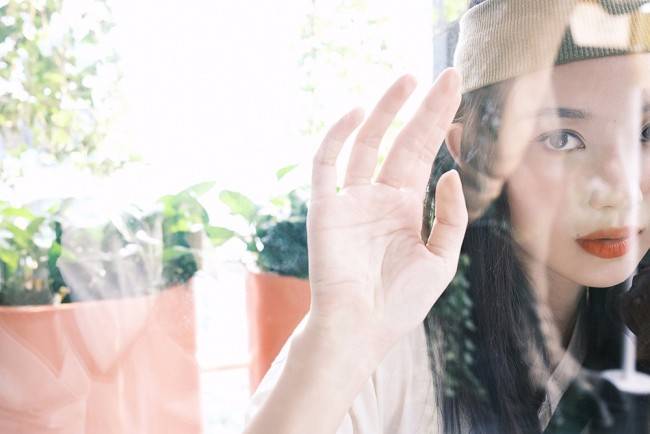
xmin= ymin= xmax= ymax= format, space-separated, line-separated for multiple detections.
xmin=243 ymin=1 xmax=650 ymax=433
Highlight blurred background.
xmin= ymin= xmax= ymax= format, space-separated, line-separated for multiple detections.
xmin=0 ymin=1 xmax=466 ymax=432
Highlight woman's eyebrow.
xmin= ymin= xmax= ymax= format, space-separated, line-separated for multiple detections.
xmin=525 ymin=107 xmax=591 ymax=120
xmin=524 ymin=103 xmax=650 ymax=120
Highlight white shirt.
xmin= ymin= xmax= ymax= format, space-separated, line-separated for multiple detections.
xmin=244 ymin=307 xmax=587 ymax=433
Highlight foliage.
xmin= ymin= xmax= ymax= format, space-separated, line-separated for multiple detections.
xmin=213 ymin=164 xmax=309 ymax=279
xmin=443 ymin=0 xmax=467 ymax=22
xmin=0 ymin=200 xmax=66 ymax=305
xmin=157 ymin=181 xmax=214 ymax=286
xmin=255 ymin=190 xmax=308 ymax=279
xmin=435 ymin=253 xmax=487 ymax=399
xmin=0 ymin=182 xmax=218 ymax=306
xmin=0 ymin=0 xmax=125 ymax=175
xmin=297 ymin=1 xmax=408 ymax=140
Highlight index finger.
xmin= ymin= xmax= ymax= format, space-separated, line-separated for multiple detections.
xmin=375 ymin=68 xmax=461 ymax=195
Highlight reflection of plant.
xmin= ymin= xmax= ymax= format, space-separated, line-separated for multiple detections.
xmin=0 ymin=0 xmax=120 ymax=163
xmin=157 ymin=182 xmax=214 ymax=286
xmin=256 ymin=189 xmax=308 ymax=279
xmin=212 ymin=165 xmax=309 ymax=279
xmin=441 ymin=0 xmax=467 ymax=23
xmin=0 ymin=201 xmax=67 ymax=305
xmin=0 ymin=182 xmax=218 ymax=306
xmin=434 ymin=254 xmax=486 ymax=399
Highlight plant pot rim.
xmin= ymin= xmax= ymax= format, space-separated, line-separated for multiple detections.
xmin=0 ymin=282 xmax=192 ymax=313
xmin=245 ymin=269 xmax=308 ymax=280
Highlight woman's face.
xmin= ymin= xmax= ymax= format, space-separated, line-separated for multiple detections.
xmin=503 ymin=54 xmax=650 ymax=288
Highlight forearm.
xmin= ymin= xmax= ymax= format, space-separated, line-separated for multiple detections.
xmin=242 ymin=320 xmax=382 ymax=434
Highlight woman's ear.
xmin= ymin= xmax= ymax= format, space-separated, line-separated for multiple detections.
xmin=445 ymin=122 xmax=464 ymax=166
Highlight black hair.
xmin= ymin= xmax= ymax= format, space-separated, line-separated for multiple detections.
xmin=468 ymin=0 xmax=487 ymax=7
xmin=420 ymin=63 xmax=630 ymax=434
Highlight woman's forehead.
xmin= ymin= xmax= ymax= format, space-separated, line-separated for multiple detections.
xmin=550 ymin=54 xmax=650 ymax=89
xmin=505 ymin=53 xmax=650 ymax=115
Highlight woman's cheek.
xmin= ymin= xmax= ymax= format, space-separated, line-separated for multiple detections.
xmin=507 ymin=164 xmax=566 ymax=247
xmin=638 ymin=153 xmax=650 ymax=230
xmin=641 ymin=153 xmax=650 ymax=195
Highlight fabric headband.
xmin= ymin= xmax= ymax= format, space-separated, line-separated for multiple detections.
xmin=453 ymin=0 xmax=650 ymax=93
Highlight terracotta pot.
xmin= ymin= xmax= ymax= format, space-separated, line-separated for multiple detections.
xmin=245 ymin=271 xmax=310 ymax=393
xmin=0 ymin=284 xmax=202 ymax=434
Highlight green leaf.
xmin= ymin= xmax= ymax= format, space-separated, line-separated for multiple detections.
xmin=167 ymin=220 xmax=192 ymax=234
xmin=270 ymin=196 xmax=289 ymax=208
xmin=206 ymin=226 xmax=236 ymax=246
xmin=159 ymin=194 xmax=177 ymax=217
xmin=0 ymin=207 xmax=35 ymax=220
xmin=246 ymin=240 xmax=260 ymax=253
xmin=162 ymin=245 xmax=194 ymax=262
xmin=182 ymin=196 xmax=210 ymax=225
xmin=0 ymin=248 xmax=19 ymax=272
xmin=276 ymin=164 xmax=298 ymax=180
xmin=4 ymin=223 xmax=31 ymax=249
xmin=26 ymin=217 xmax=46 ymax=235
xmin=182 ymin=181 xmax=215 ymax=197
xmin=219 ymin=190 xmax=258 ymax=223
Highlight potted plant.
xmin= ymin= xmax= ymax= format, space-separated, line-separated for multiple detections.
xmin=0 ymin=182 xmax=216 ymax=434
xmin=212 ymin=165 xmax=311 ymax=393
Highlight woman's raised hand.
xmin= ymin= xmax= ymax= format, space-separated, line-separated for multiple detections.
xmin=306 ymin=68 xmax=468 ymax=357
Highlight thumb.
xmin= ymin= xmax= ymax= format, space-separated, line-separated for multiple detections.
xmin=425 ymin=169 xmax=468 ymax=262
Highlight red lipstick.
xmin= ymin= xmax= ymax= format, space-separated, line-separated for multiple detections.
xmin=576 ymin=227 xmax=637 ymax=259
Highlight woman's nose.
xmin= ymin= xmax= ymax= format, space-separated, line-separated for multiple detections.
xmin=587 ymin=148 xmax=643 ymax=211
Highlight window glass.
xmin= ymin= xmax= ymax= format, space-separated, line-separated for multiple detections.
xmin=2 ymin=1 xmax=650 ymax=433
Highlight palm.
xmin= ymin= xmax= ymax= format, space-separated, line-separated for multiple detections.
xmin=309 ymin=186 xmax=431 ymax=323
xmin=307 ymin=69 xmax=468 ymax=345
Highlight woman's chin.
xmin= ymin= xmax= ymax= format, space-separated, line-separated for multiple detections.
xmin=574 ymin=267 xmax=637 ymax=288
xmin=582 ymin=279 xmax=627 ymax=289
xmin=569 ymin=247 xmax=647 ymax=288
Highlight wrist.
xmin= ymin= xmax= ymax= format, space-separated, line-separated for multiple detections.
xmin=243 ymin=315 xmax=385 ymax=434
xmin=286 ymin=315 xmax=387 ymax=396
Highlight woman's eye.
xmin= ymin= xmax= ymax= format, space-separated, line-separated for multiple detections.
xmin=538 ymin=130 xmax=585 ymax=152
xmin=642 ymin=124 xmax=650 ymax=144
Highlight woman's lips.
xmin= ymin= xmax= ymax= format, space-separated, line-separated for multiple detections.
xmin=576 ymin=226 xmax=644 ymax=259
